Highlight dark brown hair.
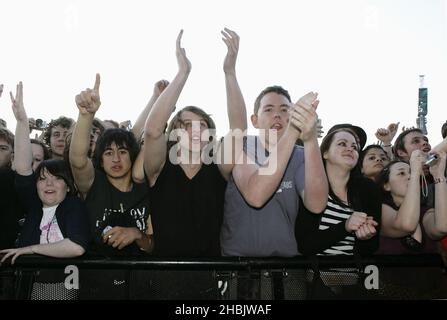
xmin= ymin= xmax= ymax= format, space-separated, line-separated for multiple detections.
xmin=393 ymin=128 xmax=423 ymax=159
xmin=253 ymin=85 xmax=291 ymax=115
xmin=43 ymin=116 xmax=74 ymax=146
xmin=34 ymin=159 xmax=76 ymax=196
xmin=320 ymin=128 xmax=361 ymax=208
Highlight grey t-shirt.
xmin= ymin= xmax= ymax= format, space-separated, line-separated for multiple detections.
xmin=220 ymin=136 xmax=305 ymax=257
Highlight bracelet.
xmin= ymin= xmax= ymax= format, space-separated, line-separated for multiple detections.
xmin=434 ymin=177 xmax=447 ymax=184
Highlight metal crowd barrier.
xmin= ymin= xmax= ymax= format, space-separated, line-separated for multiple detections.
xmin=1 ymin=254 xmax=446 ymax=300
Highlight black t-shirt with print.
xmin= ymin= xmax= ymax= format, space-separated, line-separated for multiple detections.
xmin=85 ymin=169 xmax=150 ymax=256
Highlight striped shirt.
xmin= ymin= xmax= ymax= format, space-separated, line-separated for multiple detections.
xmin=318 ymin=196 xmax=355 ymax=256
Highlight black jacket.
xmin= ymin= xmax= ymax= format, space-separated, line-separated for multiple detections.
xmin=296 ymin=176 xmax=382 ymax=256
xmin=15 ymin=173 xmax=91 ymax=250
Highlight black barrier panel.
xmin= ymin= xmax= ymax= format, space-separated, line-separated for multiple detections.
xmin=0 ymin=269 xmax=15 ymax=300
xmin=1 ymin=254 xmax=447 ymax=300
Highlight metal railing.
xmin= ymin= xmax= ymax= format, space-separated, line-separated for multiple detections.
xmin=1 ymin=254 xmax=446 ymax=300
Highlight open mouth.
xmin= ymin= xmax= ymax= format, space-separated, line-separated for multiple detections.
xmin=271 ymin=123 xmax=283 ymax=130
xmin=44 ymin=190 xmax=56 ymax=194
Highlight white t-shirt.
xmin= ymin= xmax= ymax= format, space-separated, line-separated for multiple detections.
xmin=39 ymin=205 xmax=64 ymax=244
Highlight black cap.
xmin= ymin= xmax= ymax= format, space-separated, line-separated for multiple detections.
xmin=327 ymin=123 xmax=367 ymax=151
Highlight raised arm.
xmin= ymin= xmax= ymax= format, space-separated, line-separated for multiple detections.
xmin=432 ymin=136 xmax=447 ymax=154
xmin=217 ymin=28 xmax=247 ymax=180
xmin=132 ymin=80 xmax=169 ymax=139
xmin=0 ymin=84 xmax=3 ymax=98
xmin=424 ymin=151 xmax=447 ymax=239
xmin=232 ymin=92 xmax=322 ymax=209
xmin=375 ymin=122 xmax=399 ymax=160
xmin=10 ymin=82 xmax=33 ymax=176
xmin=381 ymin=151 xmax=425 ymax=237
xmin=144 ymin=30 xmax=191 ymax=186
xmin=222 ymin=28 xmax=246 ymax=131
xmin=295 ymin=96 xmax=328 ymax=213
xmin=132 ymin=80 xmax=169 ymax=183
xmin=69 ymin=74 xmax=101 ymax=197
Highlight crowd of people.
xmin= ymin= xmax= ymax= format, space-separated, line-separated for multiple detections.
xmin=1 ymin=29 xmax=447 ymax=298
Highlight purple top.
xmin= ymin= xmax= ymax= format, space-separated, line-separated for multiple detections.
xmin=377 ymin=206 xmax=437 ymax=254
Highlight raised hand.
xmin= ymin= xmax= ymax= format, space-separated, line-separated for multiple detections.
xmin=221 ymin=28 xmax=239 ymax=75
xmin=153 ymin=79 xmax=169 ymax=97
xmin=375 ymin=122 xmax=399 ymax=145
xmin=401 ymin=125 xmax=416 ymax=132
xmin=429 ymin=151 xmax=446 ymax=179
xmin=10 ymin=82 xmax=27 ymax=122
xmin=289 ymin=92 xmax=319 ymax=141
xmin=119 ymin=120 xmax=132 ymax=130
xmin=75 ymin=73 xmax=101 ymax=115
xmin=176 ymin=30 xmax=191 ymax=75
xmin=409 ymin=149 xmax=426 ymax=176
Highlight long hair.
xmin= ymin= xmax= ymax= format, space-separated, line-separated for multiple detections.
xmin=165 ymin=106 xmax=216 ymax=152
xmin=320 ymin=128 xmax=362 ymax=208
xmin=376 ymin=160 xmax=406 ymax=210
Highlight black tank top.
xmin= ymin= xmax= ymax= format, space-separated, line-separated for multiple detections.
xmin=149 ymin=160 xmax=226 ymax=257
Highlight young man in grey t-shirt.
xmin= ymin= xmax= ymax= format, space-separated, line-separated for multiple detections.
xmin=221 ymin=86 xmax=328 ymax=257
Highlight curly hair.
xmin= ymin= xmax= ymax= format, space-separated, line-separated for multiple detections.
xmin=42 ymin=116 xmax=74 ymax=146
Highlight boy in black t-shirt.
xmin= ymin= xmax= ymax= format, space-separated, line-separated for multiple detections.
xmin=69 ymin=74 xmax=153 ymax=255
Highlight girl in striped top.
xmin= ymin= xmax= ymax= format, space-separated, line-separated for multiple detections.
xmin=296 ymin=126 xmax=382 ymax=256
xmin=295 ymin=126 xmax=382 ymax=298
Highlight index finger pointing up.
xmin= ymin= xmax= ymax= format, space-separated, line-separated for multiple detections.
xmin=18 ymin=82 xmax=23 ymax=101
xmin=94 ymin=73 xmax=101 ymax=91
xmin=176 ymin=29 xmax=184 ymax=49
